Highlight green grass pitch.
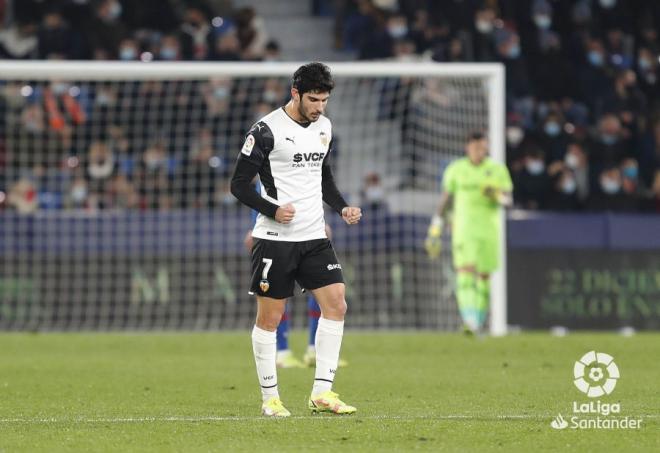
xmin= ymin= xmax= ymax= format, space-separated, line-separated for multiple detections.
xmin=0 ymin=331 xmax=658 ymax=452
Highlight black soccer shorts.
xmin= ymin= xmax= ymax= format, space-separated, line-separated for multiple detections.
xmin=249 ymin=238 xmax=345 ymax=299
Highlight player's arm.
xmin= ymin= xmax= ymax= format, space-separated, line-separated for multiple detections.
xmin=425 ymin=191 xmax=452 ymax=259
xmin=321 ymin=151 xmax=361 ymax=225
xmin=483 ymin=186 xmax=512 ymax=206
xmin=483 ymin=165 xmax=513 ymax=207
xmin=230 ymin=123 xmax=294 ymax=223
xmin=230 ymin=160 xmax=279 ymax=218
xmin=425 ymin=164 xmax=455 ymax=259
xmin=434 ymin=191 xmax=453 ymax=222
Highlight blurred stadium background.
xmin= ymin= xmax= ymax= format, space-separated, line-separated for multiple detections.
xmin=1 ymin=0 xmax=659 ymax=332
xmin=1 ymin=1 xmax=660 ymax=451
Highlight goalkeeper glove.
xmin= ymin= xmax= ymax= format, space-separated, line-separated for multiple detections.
xmin=424 ymin=215 xmax=443 ymax=260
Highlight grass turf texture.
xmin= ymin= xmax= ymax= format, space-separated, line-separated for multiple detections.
xmin=0 ymin=332 xmax=658 ymax=452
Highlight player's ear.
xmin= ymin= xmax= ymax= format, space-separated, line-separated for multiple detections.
xmin=291 ymin=87 xmax=300 ymax=102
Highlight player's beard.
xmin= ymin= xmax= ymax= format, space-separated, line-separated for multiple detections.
xmin=299 ymin=102 xmax=320 ymax=123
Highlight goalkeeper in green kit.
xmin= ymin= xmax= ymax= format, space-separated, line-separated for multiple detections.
xmin=425 ymin=132 xmax=513 ymax=333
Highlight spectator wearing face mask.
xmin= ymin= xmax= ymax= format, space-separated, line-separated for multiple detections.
xmin=589 ymin=112 xmax=630 ymax=170
xmin=587 ymin=166 xmax=638 ymax=212
xmin=158 ymin=35 xmax=182 ymax=61
xmin=386 ymin=13 xmax=410 ymax=42
xmin=635 ymin=47 xmax=659 ymax=101
xmin=513 ymin=147 xmax=551 ymax=209
xmin=577 ymin=37 xmax=614 ymax=111
xmin=620 ymin=158 xmax=644 ymax=198
xmin=495 ymin=27 xmax=532 ymax=99
xmin=546 ymin=167 xmax=581 ymax=211
xmin=535 ymin=111 xmax=570 ymax=163
xmin=117 ymin=38 xmax=139 ymax=61
xmin=471 ymin=6 xmax=498 ymax=62
xmin=357 ymin=9 xmax=397 ymax=60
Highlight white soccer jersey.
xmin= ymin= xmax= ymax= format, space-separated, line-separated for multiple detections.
xmin=239 ymin=107 xmax=333 ymax=242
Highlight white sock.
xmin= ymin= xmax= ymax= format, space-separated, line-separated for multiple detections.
xmin=251 ymin=325 xmax=278 ymax=402
xmin=312 ymin=317 xmax=344 ymax=396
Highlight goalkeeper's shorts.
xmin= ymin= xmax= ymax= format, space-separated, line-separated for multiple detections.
xmin=452 ymin=235 xmax=499 ymax=274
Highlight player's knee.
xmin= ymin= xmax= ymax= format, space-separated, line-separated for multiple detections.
xmin=334 ymin=299 xmax=347 ymax=317
xmin=326 ymin=294 xmax=347 ymax=318
xmin=256 ymin=311 xmax=284 ymax=331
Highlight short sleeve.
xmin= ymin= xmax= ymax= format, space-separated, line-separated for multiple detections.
xmin=442 ymin=162 xmax=457 ymax=193
xmin=237 ymin=121 xmax=274 ymax=168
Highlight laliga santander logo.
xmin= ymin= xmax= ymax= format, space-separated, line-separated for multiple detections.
xmin=573 ymin=351 xmax=620 ymax=398
xmin=551 ymin=351 xmax=641 ymax=430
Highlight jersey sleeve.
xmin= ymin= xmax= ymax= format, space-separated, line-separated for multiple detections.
xmin=442 ymin=162 xmax=458 ymax=194
xmin=237 ymin=121 xmax=274 ymax=168
xmin=230 ymin=122 xmax=279 ymax=218
xmin=321 ymin=144 xmax=349 ymax=215
xmin=496 ymin=163 xmax=513 ymax=192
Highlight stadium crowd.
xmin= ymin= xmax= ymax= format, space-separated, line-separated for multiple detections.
xmin=0 ymin=0 xmax=659 ymax=213
xmin=332 ymin=0 xmax=660 ymax=212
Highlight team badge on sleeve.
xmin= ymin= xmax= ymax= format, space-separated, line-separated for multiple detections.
xmin=242 ymin=134 xmax=255 ymax=156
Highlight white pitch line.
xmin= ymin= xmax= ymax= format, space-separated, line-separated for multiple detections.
xmin=0 ymin=414 xmax=657 ymax=424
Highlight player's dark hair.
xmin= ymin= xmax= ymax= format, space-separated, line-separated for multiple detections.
xmin=467 ymin=131 xmax=486 ymax=142
xmin=292 ymin=62 xmax=334 ymax=95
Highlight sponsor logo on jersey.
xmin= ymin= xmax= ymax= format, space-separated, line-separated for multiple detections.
xmin=327 ymin=264 xmax=342 ymax=271
xmin=293 ymin=152 xmax=325 ymax=163
xmin=266 ymin=231 xmax=279 ymax=236
xmin=285 ymin=136 xmax=296 ymax=144
xmin=241 ymin=134 xmax=255 ymax=156
xmin=292 ymin=152 xmax=326 ymax=168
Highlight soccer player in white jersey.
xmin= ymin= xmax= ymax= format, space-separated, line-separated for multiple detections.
xmin=230 ymin=62 xmax=362 ymax=417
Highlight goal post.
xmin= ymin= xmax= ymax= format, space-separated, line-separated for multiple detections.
xmin=0 ymin=60 xmax=506 ymax=334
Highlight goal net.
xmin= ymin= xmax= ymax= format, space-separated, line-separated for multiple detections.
xmin=0 ymin=61 xmax=505 ymax=333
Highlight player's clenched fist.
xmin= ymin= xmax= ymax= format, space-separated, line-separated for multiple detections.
xmin=275 ymin=203 xmax=296 ymax=224
xmin=341 ymin=206 xmax=362 ymax=225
